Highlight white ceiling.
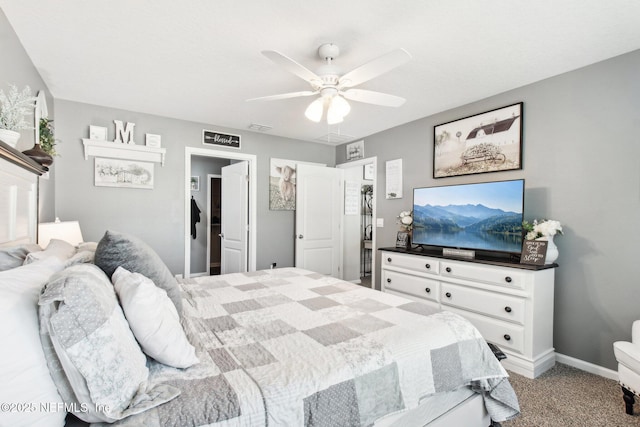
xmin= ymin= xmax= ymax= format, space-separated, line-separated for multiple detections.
xmin=2 ymin=0 xmax=640 ymax=145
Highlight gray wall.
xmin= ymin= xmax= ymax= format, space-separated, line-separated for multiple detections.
xmin=0 ymin=9 xmax=55 ymax=221
xmin=337 ymin=49 xmax=640 ymax=371
xmin=52 ymin=99 xmax=335 ymax=274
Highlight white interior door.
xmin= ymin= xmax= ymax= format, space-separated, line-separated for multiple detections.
xmin=295 ymin=164 xmax=343 ymax=278
xmin=221 ymin=161 xmax=248 ymax=274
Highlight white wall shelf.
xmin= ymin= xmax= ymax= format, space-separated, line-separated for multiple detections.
xmin=82 ymin=139 xmax=166 ymax=166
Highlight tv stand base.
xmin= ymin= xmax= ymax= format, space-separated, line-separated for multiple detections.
xmin=443 ymin=248 xmax=476 ymax=259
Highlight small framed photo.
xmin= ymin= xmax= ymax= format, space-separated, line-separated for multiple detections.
xmin=346 ymin=140 xmax=364 ymax=161
xmin=145 ymin=133 xmax=162 ymax=148
xmin=363 ymin=163 xmax=374 ymax=180
xmin=190 ymin=176 xmax=200 ymax=191
xmin=89 ymin=125 xmax=108 ymax=141
xmin=520 ymin=240 xmax=548 ymax=265
xmin=396 ymin=231 xmax=410 ymax=249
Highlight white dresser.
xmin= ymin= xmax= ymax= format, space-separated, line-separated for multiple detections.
xmin=380 ymin=249 xmax=556 ymax=379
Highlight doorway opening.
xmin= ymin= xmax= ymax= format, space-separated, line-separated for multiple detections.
xmin=337 ymin=156 xmax=377 ymax=289
xmin=207 ymin=174 xmax=221 ymax=275
xmin=184 ymin=147 xmax=257 ymax=279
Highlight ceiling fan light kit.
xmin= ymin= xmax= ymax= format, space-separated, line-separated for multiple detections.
xmin=304 ymin=97 xmax=324 ymax=122
xmin=250 ymin=43 xmax=411 ymax=124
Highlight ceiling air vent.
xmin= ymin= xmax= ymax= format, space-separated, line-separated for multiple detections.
xmin=248 ymin=123 xmax=272 ymax=132
xmin=314 ymin=133 xmax=356 ymax=145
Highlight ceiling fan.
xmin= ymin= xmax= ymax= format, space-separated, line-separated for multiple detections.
xmin=248 ymin=43 xmax=412 ymax=124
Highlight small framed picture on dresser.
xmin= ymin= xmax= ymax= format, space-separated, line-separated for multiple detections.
xmin=396 ymin=231 xmax=410 ymax=249
xmin=520 ymin=240 xmax=548 ymax=265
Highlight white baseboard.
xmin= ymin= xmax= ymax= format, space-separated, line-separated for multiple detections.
xmin=189 ymin=271 xmax=209 ymax=278
xmin=555 ymin=353 xmax=618 ymax=381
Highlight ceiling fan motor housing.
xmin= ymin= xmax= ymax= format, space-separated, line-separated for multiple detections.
xmin=318 ymin=43 xmax=340 ymax=60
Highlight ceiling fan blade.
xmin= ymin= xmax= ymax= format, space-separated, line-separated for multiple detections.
xmin=247 ymin=90 xmax=318 ymax=102
xmin=341 ymin=89 xmax=406 ymax=107
xmin=262 ymin=50 xmax=321 ymax=84
xmin=338 ymin=48 xmax=412 ymax=88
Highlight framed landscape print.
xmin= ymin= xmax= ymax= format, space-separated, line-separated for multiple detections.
xmin=433 ymin=102 xmax=523 ymax=178
xmin=94 ymin=158 xmax=154 ymax=189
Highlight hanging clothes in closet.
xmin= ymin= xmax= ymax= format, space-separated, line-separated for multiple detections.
xmin=191 ymin=196 xmax=201 ymax=239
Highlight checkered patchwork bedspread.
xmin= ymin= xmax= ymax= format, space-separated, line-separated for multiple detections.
xmin=100 ymin=268 xmax=519 ymax=426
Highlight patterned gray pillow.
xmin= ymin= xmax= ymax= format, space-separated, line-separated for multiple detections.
xmin=38 ymin=264 xmax=180 ymax=423
xmin=94 ymin=230 xmax=182 ymax=314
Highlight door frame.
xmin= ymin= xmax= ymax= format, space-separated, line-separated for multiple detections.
xmin=184 ymin=147 xmax=257 ymax=278
xmin=337 ymin=156 xmax=377 ymax=289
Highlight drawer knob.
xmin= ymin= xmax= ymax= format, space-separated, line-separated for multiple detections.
xmin=425 ymin=263 xmax=431 ymax=270
xmin=386 ymin=278 xmax=391 ymax=283
xmin=505 ymin=276 xmax=512 ymax=283
xmin=504 ymin=334 xmax=511 ymax=341
xmin=446 ymin=267 xmax=452 ymax=273
xmin=387 ymin=257 xmax=392 ymax=262
xmin=425 ymin=287 xmax=431 ymax=293
xmin=445 ymin=292 xmax=452 ymax=298
xmin=505 ymin=306 xmax=512 ymax=313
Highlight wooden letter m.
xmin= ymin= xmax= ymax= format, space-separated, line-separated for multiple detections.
xmin=114 ymin=120 xmax=136 ymax=144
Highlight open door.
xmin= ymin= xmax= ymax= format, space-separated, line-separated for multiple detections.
xmin=221 ymin=161 xmax=248 ymax=274
xmin=295 ymin=164 xmax=343 ymax=278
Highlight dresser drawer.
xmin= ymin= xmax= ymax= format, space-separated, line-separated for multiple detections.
xmin=440 ymin=282 xmax=525 ymax=324
xmin=382 ymin=270 xmax=439 ymax=303
xmin=382 ymin=252 xmax=439 ymax=275
xmin=440 ymin=260 xmax=525 ymax=289
xmin=385 ymin=289 xmax=440 ymax=311
xmin=446 ymin=307 xmax=525 ymax=354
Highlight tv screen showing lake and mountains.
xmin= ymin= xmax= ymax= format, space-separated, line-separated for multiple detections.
xmin=412 ymin=180 xmax=524 ymax=253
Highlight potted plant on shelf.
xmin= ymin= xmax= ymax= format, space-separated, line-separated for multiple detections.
xmin=22 ymin=117 xmax=56 ymax=166
xmin=0 ymin=84 xmax=36 ymax=148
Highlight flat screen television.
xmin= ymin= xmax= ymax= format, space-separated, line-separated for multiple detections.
xmin=412 ymin=179 xmax=524 ymax=255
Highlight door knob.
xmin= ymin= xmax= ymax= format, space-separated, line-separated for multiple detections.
xmin=298 ymin=234 xmax=304 ymax=239
xmin=218 ymin=233 xmax=224 ymax=238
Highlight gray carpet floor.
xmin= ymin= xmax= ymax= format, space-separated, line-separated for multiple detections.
xmin=502 ymin=363 xmax=640 ymax=426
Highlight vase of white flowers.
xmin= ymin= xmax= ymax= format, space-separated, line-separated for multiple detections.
xmin=522 ymin=219 xmax=563 ymax=264
xmin=0 ymin=84 xmax=36 ymax=148
xmin=396 ymin=210 xmax=413 ymax=248
xmin=397 ymin=210 xmax=413 ymax=232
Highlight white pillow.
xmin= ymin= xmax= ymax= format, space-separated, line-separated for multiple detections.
xmin=112 ymin=267 xmax=199 ymax=368
xmin=0 ymin=243 xmax=41 ymax=271
xmin=0 ymin=257 xmax=67 ymax=427
xmin=23 ymin=239 xmax=76 ymax=264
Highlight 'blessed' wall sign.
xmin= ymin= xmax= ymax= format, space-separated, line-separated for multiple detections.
xmin=203 ymin=130 xmax=241 ymax=149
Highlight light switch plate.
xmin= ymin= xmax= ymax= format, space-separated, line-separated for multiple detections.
xmin=376 ymin=218 xmax=384 ymax=227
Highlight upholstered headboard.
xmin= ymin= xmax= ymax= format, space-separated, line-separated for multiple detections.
xmin=0 ymin=140 xmax=46 ymax=247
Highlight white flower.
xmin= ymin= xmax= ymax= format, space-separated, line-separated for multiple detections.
xmin=535 ymin=220 xmax=562 ymax=237
xmin=525 ymin=231 xmax=538 ymax=240
xmin=523 ymin=218 xmax=563 ymax=240
xmin=397 ymin=210 xmax=413 ymax=231
xmin=401 ymin=216 xmax=413 ymax=226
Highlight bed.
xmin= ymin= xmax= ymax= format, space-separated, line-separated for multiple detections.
xmin=0 ymin=148 xmax=519 ymax=427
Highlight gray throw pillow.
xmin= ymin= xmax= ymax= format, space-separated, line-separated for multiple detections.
xmin=94 ymin=230 xmax=182 ymax=314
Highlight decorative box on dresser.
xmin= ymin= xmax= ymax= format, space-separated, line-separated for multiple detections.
xmin=380 ymin=247 xmax=557 ymax=379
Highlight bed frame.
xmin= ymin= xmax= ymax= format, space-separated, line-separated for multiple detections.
xmin=0 ymin=140 xmax=46 ymax=248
